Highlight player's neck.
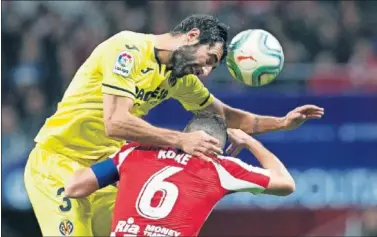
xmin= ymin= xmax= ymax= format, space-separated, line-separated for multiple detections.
xmin=154 ymin=33 xmax=186 ymax=65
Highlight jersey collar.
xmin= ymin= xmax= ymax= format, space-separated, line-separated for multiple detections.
xmin=151 ymin=35 xmax=173 ymax=81
xmin=153 ymin=47 xmax=162 ymax=73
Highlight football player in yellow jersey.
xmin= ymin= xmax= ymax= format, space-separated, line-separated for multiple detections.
xmin=24 ymin=14 xmax=324 ymax=236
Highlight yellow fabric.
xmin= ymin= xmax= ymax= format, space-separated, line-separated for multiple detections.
xmin=35 ymin=30 xmax=213 ymax=162
xmin=27 ymin=30 xmax=214 ymax=236
xmin=24 ymin=146 xmax=116 ymax=236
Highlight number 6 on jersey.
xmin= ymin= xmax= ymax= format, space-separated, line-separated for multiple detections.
xmin=136 ymin=166 xmax=183 ymax=220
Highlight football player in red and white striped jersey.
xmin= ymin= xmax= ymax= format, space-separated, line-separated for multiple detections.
xmin=65 ymin=112 xmax=295 ymax=237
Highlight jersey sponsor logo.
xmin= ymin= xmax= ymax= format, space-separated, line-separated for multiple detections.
xmin=158 ymin=150 xmax=191 ymax=165
xmin=113 ymin=51 xmax=134 ymax=77
xmin=144 ymin=224 xmax=181 ymax=237
xmin=113 ymin=217 xmax=140 ymax=236
xmin=59 ymin=219 xmax=74 ymax=236
xmin=141 ymin=67 xmax=154 ymax=74
xmin=125 ymin=44 xmax=139 ymax=51
xmin=135 ymin=86 xmax=168 ymax=102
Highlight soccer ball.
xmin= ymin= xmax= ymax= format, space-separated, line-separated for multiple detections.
xmin=226 ymin=29 xmax=284 ymax=87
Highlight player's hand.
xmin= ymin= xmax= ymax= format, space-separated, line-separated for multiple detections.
xmin=283 ymin=105 xmax=324 ymax=130
xmin=226 ymin=128 xmax=252 ymax=157
xmin=177 ymin=131 xmax=223 ymax=161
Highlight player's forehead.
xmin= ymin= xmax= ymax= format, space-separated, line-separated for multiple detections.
xmin=199 ymin=42 xmax=224 ymax=62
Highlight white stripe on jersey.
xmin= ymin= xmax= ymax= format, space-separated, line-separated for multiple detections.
xmin=218 ymin=155 xmax=271 ymax=177
xmin=117 ymin=146 xmax=136 ymax=171
xmin=214 ymin=156 xmax=270 ymax=194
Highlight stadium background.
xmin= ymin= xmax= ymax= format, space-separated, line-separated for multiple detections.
xmin=2 ymin=1 xmax=377 ymax=236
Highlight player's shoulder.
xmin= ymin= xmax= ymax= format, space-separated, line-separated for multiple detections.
xmin=217 ymin=155 xmax=247 ymax=164
xmin=215 ymin=155 xmax=254 ymax=171
xmin=112 ymin=31 xmax=153 ymax=44
xmin=174 ymin=74 xmax=204 ymax=90
xmin=216 ymin=155 xmax=271 ymax=177
xmin=103 ymin=31 xmax=155 ymax=56
xmin=120 ymin=142 xmax=140 ymax=151
xmin=181 ymin=74 xmax=201 ymax=84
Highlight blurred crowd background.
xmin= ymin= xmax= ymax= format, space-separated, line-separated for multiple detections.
xmin=2 ymin=1 xmax=377 ymax=236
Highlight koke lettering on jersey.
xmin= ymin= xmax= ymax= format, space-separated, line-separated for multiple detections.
xmin=157 ymin=150 xmax=191 ymax=165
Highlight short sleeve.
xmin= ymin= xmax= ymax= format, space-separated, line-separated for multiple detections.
xmin=100 ymin=44 xmax=142 ymax=99
xmin=173 ymin=75 xmax=214 ymax=111
xmin=215 ymin=156 xmax=271 ymax=195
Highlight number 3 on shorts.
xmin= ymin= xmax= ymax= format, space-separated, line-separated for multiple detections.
xmin=136 ymin=166 xmax=183 ymax=220
xmin=57 ymin=187 xmax=72 ymax=212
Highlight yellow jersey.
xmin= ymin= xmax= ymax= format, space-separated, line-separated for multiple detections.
xmin=35 ymin=31 xmax=214 ymax=162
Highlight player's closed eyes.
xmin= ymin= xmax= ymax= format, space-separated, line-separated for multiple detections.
xmin=207 ymin=54 xmax=219 ymax=66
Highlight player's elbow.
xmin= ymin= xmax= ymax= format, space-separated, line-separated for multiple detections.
xmin=103 ymin=94 xmax=135 ymax=138
xmin=278 ymin=179 xmax=296 ymax=196
xmin=104 ymin=117 xmax=118 ymax=137
xmin=277 ymin=174 xmax=296 ymax=196
xmin=104 ymin=112 xmax=132 ymax=138
xmin=266 ymin=174 xmax=296 ymax=196
xmin=104 ymin=115 xmax=125 ymax=138
xmin=104 ymin=120 xmax=116 ymax=138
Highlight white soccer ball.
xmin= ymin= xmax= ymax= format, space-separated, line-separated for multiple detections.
xmin=226 ymin=29 xmax=284 ymax=87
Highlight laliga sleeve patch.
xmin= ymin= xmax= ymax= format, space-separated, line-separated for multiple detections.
xmin=113 ymin=51 xmax=135 ymax=77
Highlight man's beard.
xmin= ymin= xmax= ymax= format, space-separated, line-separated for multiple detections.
xmin=170 ymin=45 xmax=198 ymax=79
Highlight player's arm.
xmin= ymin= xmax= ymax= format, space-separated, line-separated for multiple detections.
xmin=101 ymin=44 xmax=178 ymax=145
xmin=172 ymin=76 xmax=274 ymax=135
xmin=101 ymin=42 xmax=180 ymax=146
xmin=64 ymin=167 xmax=100 ymax=198
xmin=222 ymin=129 xmax=295 ymax=196
xmin=65 ymin=159 xmax=118 ymax=198
xmin=174 ymin=75 xmax=323 ymax=135
xmin=204 ymin=97 xmax=283 ymax=135
xmin=244 ymin=135 xmax=295 ymax=196
xmin=64 ymin=143 xmax=137 ymax=198
xmin=104 ymin=95 xmax=180 ymax=146
xmin=101 ymin=47 xmax=221 ymax=159
xmin=204 ymin=97 xmax=324 ymax=135
xmin=103 ymin=96 xmax=221 ymax=158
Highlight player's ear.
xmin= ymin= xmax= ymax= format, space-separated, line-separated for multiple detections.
xmin=186 ymin=28 xmax=200 ymax=45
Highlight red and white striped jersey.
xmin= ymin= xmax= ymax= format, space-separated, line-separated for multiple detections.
xmin=100 ymin=142 xmax=270 ymax=237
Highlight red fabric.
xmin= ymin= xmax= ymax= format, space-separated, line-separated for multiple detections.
xmin=110 ymin=145 xmax=270 ymax=236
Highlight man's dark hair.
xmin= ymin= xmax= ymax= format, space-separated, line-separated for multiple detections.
xmin=171 ymin=14 xmax=229 ymax=62
xmin=183 ymin=111 xmax=228 ymax=150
